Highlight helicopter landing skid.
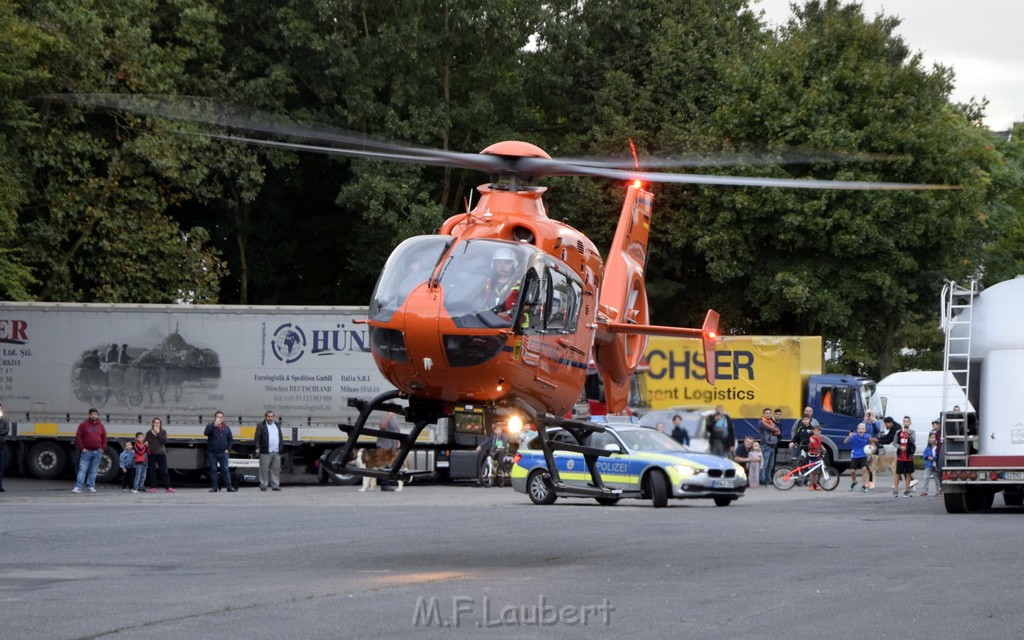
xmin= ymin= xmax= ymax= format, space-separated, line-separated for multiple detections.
xmin=530 ymin=414 xmax=622 ymax=500
xmin=319 ymin=390 xmax=433 ymax=482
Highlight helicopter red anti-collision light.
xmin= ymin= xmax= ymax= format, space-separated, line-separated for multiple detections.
xmin=633 ymin=179 xmax=643 ymax=189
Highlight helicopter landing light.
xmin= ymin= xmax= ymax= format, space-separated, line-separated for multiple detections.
xmin=496 ymin=377 xmax=506 ymax=392
xmin=507 ymin=415 xmax=524 ymax=434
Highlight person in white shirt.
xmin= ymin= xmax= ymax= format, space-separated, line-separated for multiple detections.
xmin=255 ymin=410 xmax=284 ymax=491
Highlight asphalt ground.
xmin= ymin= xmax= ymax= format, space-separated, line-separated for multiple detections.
xmin=0 ymin=472 xmax=1021 ymax=640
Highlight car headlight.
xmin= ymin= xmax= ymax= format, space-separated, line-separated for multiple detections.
xmin=734 ymin=463 xmax=747 ymax=479
xmin=672 ymin=464 xmax=696 ymax=478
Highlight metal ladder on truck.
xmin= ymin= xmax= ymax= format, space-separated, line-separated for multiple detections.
xmin=940 ymin=279 xmax=978 ymax=466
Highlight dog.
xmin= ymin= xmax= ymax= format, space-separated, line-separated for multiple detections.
xmin=352 ymin=448 xmax=404 ymax=492
xmin=866 ymin=444 xmax=896 ymax=488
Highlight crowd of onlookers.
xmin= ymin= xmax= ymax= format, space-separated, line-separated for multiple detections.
xmin=701 ymin=404 xmax=945 ymax=496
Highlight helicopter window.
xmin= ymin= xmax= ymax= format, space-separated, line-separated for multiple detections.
xmin=369 ymin=235 xmax=451 ymax=322
xmin=546 ymin=268 xmax=582 ymax=333
xmin=518 ymin=269 xmax=546 ymax=334
xmin=439 ymin=240 xmax=533 ymax=329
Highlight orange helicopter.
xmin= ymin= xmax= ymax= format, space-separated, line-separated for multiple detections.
xmin=42 ymin=94 xmax=955 ymax=496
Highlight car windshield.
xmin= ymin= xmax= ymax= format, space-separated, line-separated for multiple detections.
xmin=616 ymin=429 xmax=689 ymax=452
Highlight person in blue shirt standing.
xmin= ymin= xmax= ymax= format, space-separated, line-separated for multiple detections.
xmin=844 ymin=423 xmax=875 ymax=492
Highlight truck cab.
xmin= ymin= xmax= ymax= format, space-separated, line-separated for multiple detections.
xmin=777 ymin=374 xmax=879 ymax=468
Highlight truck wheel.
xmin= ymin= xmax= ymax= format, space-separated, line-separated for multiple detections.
xmin=772 ymin=468 xmax=795 ymax=491
xmin=818 ymin=467 xmax=841 ymax=491
xmin=944 ymin=490 xmax=969 ymax=513
xmin=527 ymin=470 xmax=557 ymax=505
xmin=965 ymin=487 xmax=984 ymax=512
xmin=713 ymin=496 xmax=734 ymax=507
xmin=95 ymin=446 xmax=120 ymax=484
xmin=27 ymin=442 xmax=69 ymax=479
xmin=645 ymin=470 xmax=669 ymax=508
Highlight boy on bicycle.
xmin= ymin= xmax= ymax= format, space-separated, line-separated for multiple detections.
xmin=807 ymin=425 xmax=824 ymax=490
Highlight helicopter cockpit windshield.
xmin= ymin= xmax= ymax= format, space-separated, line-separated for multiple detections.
xmin=370 ymin=235 xmax=452 ymax=322
xmin=439 ymin=240 xmax=534 ymax=329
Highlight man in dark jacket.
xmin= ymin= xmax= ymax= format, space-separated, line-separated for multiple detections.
xmin=705 ymin=405 xmax=735 ymax=458
xmin=255 ymin=410 xmax=283 ymax=492
xmin=73 ymin=408 xmax=107 ymax=493
xmin=204 ymin=411 xmax=235 ymax=492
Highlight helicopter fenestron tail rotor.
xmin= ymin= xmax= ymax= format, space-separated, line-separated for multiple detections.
xmin=37 ymin=93 xmax=958 ymax=191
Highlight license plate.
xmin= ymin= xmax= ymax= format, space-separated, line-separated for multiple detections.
xmin=711 ymin=479 xmax=729 ymax=488
xmin=1003 ymin=471 xmax=1024 ymax=480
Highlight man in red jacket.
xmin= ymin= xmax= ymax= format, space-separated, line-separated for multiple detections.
xmin=73 ymin=408 xmax=107 ymax=493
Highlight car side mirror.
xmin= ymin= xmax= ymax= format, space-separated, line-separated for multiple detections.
xmin=603 ymin=443 xmax=622 ymax=454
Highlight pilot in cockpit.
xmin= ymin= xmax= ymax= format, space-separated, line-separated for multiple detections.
xmin=482 ymin=247 xmax=521 ymax=318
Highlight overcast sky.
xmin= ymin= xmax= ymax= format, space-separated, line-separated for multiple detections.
xmin=753 ymin=0 xmax=1024 ymax=130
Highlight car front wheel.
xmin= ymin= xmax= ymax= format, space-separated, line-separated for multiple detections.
xmin=645 ymin=470 xmax=669 ymax=508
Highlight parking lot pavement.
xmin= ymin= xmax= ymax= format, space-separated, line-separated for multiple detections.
xmin=1 ymin=474 xmax=1020 ymax=640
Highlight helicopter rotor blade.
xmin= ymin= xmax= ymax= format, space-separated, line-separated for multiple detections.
xmin=523 ymin=159 xmax=958 ymax=191
xmin=38 ymin=93 xmax=511 ymax=173
xmin=37 ymin=92 xmax=957 ymax=191
xmin=202 ymin=133 xmax=510 ymax=173
xmin=554 ymin=149 xmax=905 ymax=170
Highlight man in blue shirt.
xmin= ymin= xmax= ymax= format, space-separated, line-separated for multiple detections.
xmin=844 ymin=422 xmax=874 ymax=492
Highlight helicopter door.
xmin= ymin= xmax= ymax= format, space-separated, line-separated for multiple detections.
xmin=516 ymin=267 xmax=546 ymax=367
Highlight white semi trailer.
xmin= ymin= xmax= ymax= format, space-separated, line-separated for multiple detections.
xmin=0 ymin=302 xmax=437 ymax=484
xmin=940 ymin=277 xmax=1024 ymax=512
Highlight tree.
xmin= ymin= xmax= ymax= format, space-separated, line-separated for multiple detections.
xmin=13 ymin=0 xmax=228 ymax=303
xmin=676 ymin=0 xmax=997 ymax=377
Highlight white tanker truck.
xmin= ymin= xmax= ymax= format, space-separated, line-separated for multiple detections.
xmin=940 ymin=277 xmax=1024 ymax=512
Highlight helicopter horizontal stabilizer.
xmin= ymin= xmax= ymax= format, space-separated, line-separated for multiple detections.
xmin=602 ymin=309 xmax=719 ymax=385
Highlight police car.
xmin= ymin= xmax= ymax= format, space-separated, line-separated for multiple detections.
xmin=510 ymin=423 xmax=746 ymax=507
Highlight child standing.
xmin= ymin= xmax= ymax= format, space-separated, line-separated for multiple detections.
xmin=132 ymin=432 xmax=149 ymax=493
xmin=747 ymin=441 xmax=763 ymax=487
xmin=807 ymin=425 xmax=823 ymax=490
xmin=921 ymin=434 xmax=941 ymax=497
xmin=119 ymin=441 xmax=135 ymax=492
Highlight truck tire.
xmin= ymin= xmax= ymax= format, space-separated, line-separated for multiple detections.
xmin=27 ymin=442 xmax=69 ymax=479
xmin=943 ymin=490 xmax=969 ymax=513
xmin=95 ymin=446 xmax=120 ymax=484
